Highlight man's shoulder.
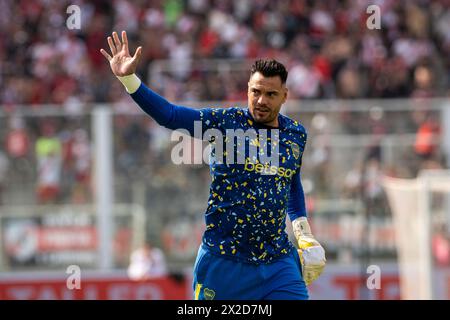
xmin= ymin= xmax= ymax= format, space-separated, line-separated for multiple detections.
xmin=200 ymin=106 xmax=245 ymax=118
xmin=280 ymin=114 xmax=307 ymax=136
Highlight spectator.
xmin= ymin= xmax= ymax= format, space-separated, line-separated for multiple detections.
xmin=35 ymin=121 xmax=62 ymax=204
xmin=432 ymin=224 xmax=450 ymax=267
xmin=414 ymin=113 xmax=440 ymax=161
xmin=0 ymin=150 xmax=9 ymax=205
xmin=127 ymin=242 xmax=168 ymax=280
xmin=5 ymin=116 xmax=30 ymax=160
xmin=69 ymin=128 xmax=91 ymax=203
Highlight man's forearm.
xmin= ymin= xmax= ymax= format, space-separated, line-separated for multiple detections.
xmin=118 ymin=74 xmax=201 ymax=135
xmin=287 ymin=171 xmax=307 ymax=222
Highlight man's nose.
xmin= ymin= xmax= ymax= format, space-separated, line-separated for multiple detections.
xmin=257 ymin=95 xmax=268 ymax=105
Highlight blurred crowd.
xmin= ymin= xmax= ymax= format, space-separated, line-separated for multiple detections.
xmin=0 ymin=111 xmax=210 ymax=210
xmin=0 ymin=114 xmax=93 ymax=205
xmin=0 ymin=0 xmax=448 ymax=109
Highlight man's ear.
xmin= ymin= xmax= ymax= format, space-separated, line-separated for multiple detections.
xmin=283 ymin=86 xmax=288 ymax=103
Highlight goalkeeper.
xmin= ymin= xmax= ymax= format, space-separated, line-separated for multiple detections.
xmin=101 ymin=31 xmax=325 ymax=300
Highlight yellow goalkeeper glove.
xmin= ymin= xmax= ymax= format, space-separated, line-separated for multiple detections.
xmin=292 ymin=217 xmax=326 ymax=286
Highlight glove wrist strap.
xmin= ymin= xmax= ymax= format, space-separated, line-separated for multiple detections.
xmin=292 ymin=217 xmax=313 ymax=241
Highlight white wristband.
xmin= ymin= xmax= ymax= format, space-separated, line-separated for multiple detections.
xmin=117 ymin=73 xmax=141 ymax=94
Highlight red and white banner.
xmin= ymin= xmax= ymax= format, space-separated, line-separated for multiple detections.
xmin=0 ymin=272 xmax=190 ymax=300
xmin=2 ymin=216 xmax=131 ymax=268
xmin=35 ymin=227 xmax=97 ymax=251
xmin=308 ymin=264 xmax=450 ymax=300
xmin=1 ymin=264 xmax=449 ymax=300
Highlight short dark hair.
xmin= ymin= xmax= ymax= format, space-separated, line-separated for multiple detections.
xmin=250 ymin=59 xmax=288 ymax=84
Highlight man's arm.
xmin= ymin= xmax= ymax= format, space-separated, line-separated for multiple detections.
xmin=287 ymin=171 xmax=307 ymax=221
xmin=287 ymin=171 xmax=326 ymax=286
xmin=100 ymin=31 xmax=200 ymax=135
xmin=128 ymin=79 xmax=201 ymax=135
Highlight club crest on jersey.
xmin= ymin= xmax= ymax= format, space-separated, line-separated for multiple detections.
xmin=291 ymin=143 xmax=301 ymax=160
xmin=203 ymin=288 xmax=215 ymax=300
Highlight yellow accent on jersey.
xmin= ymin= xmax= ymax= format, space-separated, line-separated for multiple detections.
xmin=195 ymin=283 xmax=203 ymax=300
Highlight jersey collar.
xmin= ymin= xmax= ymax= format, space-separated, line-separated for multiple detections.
xmin=244 ymin=108 xmax=285 ymax=130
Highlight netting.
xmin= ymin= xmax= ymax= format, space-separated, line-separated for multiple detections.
xmin=383 ymin=170 xmax=450 ymax=299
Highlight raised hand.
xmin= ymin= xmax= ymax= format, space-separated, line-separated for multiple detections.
xmin=100 ymin=31 xmax=142 ymax=77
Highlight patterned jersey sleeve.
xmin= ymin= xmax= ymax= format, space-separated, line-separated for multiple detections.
xmin=287 ymin=171 xmax=307 ymax=221
xmin=287 ymin=126 xmax=308 ymax=221
xmin=199 ymin=108 xmax=229 ymax=132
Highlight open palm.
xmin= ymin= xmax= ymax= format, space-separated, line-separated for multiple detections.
xmin=100 ymin=31 xmax=142 ymax=77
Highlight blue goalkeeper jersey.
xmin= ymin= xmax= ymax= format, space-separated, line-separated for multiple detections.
xmin=129 ymin=82 xmax=308 ymax=264
xmin=199 ymin=107 xmax=307 ymax=263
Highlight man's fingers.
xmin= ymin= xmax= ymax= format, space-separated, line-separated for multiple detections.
xmin=112 ymin=31 xmax=122 ymax=52
xmin=122 ymin=31 xmax=129 ymax=53
xmin=107 ymin=37 xmax=117 ymax=55
xmin=132 ymin=46 xmax=142 ymax=62
xmin=100 ymin=49 xmax=112 ymax=61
